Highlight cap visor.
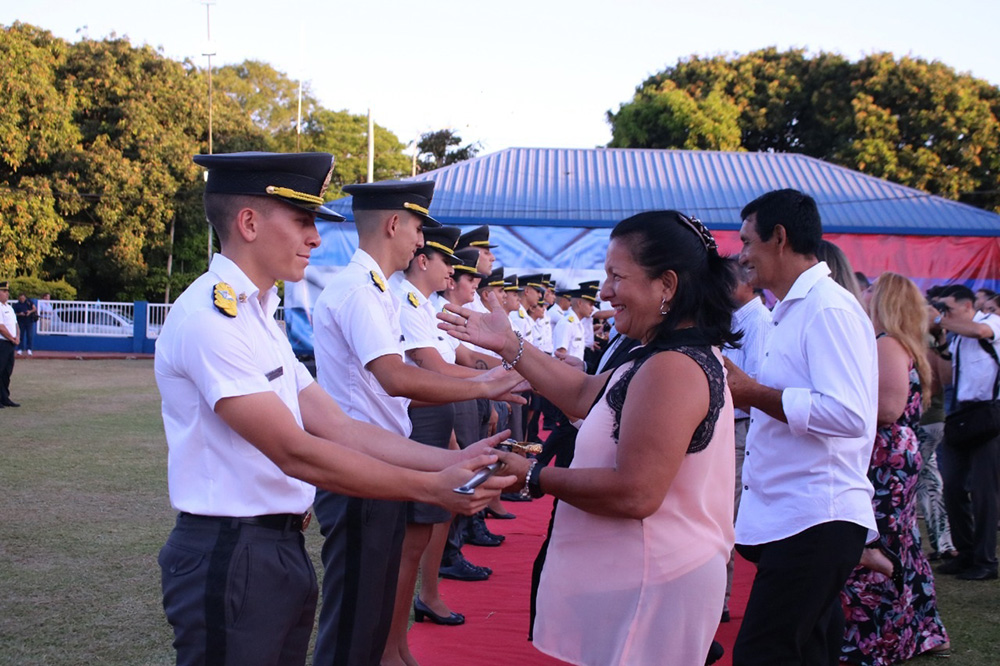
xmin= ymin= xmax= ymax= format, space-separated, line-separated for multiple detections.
xmin=281 ymin=198 xmax=346 ymax=222
xmin=416 ymin=211 xmax=441 ymax=228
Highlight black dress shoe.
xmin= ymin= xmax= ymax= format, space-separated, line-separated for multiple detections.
xmin=720 ymin=609 xmax=730 ymax=623
xmin=937 ymin=558 xmax=971 ymax=575
xmin=439 ymin=558 xmax=490 ymax=581
xmin=705 ymin=640 xmax=725 ymax=665
xmin=466 ymin=514 xmax=503 ymax=546
xmin=413 ymin=597 xmax=465 ymax=625
xmin=466 ymin=528 xmax=502 ymax=547
xmin=956 ymin=566 xmax=998 ymax=581
xmin=1 ymin=400 xmax=19 ymax=407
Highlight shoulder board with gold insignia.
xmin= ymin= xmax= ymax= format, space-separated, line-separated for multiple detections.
xmin=568 ymin=315 xmax=576 ymax=323
xmin=213 ymin=282 xmax=238 ymax=318
xmin=407 ymin=292 xmax=420 ymax=308
xmin=518 ymin=309 xmax=525 ymax=319
xmin=370 ymin=270 xmax=386 ymax=293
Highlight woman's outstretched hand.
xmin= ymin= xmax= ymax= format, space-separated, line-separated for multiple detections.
xmin=437 ymin=291 xmax=516 ymax=356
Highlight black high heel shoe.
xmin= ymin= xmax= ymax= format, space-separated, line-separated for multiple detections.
xmin=413 ymin=598 xmax=465 ymax=625
xmin=484 ymin=506 xmax=516 ymax=520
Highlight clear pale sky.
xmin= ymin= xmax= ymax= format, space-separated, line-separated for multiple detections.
xmin=5 ymin=0 xmax=999 ymax=154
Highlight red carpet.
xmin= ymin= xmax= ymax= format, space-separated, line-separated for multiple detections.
xmin=408 ymin=495 xmax=754 ymax=665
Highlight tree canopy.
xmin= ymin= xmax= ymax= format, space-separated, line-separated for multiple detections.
xmin=416 ymin=129 xmax=480 ymax=173
xmin=0 ymin=23 xmax=422 ymax=300
xmin=608 ymin=48 xmax=1000 ymax=212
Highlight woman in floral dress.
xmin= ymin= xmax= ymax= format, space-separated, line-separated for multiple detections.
xmin=840 ymin=272 xmax=950 ymax=664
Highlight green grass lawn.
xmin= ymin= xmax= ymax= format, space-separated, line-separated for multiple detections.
xmin=1 ymin=359 xmax=997 ymax=664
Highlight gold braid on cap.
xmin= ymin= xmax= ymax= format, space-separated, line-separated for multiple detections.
xmin=424 ymin=241 xmax=455 ymax=255
xmin=266 ymin=186 xmax=325 ymax=206
xmin=403 ymin=202 xmax=430 ymax=215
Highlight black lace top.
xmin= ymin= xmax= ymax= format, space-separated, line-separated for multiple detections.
xmin=604 ymin=332 xmax=726 ymax=455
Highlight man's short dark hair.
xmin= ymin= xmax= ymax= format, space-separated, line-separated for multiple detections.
xmin=204 ymin=193 xmax=273 ymax=244
xmin=939 ymin=284 xmax=975 ymax=303
xmin=741 ymin=189 xmax=822 ymax=256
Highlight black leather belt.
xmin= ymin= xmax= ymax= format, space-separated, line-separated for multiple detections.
xmin=180 ymin=512 xmax=310 ymax=531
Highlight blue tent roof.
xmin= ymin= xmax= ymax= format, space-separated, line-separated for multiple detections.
xmin=327 ymin=147 xmax=1000 ymax=237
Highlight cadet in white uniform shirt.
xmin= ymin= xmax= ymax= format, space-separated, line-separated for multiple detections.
xmin=311 ymin=182 xmax=524 ymax=666
xmin=725 ymin=189 xmax=877 ymax=666
xmin=552 ymin=289 xmax=595 ymax=362
xmin=155 ymin=153 xmax=511 ymax=666
xmin=456 ymin=225 xmax=497 ymax=315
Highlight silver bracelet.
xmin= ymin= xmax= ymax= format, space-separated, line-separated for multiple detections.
xmin=520 ymin=458 xmax=538 ymax=499
xmin=501 ymin=330 xmax=524 ymax=371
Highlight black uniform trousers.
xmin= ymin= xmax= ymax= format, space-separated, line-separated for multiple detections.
xmin=938 ymin=430 xmax=1000 ymax=571
xmin=313 ymin=491 xmax=406 ymax=666
xmin=444 ymin=399 xmax=487 ymax=559
xmin=159 ymin=513 xmax=317 ymax=666
xmin=733 ymin=521 xmax=867 ymax=666
xmin=0 ymin=339 xmax=14 ymax=403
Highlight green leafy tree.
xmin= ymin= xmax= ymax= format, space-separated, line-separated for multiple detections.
xmin=214 ymin=60 xmax=318 ymax=137
xmin=608 ymin=49 xmax=1000 ymax=211
xmin=287 ymin=109 xmax=411 ymax=196
xmin=0 ymin=23 xmax=80 ymax=278
xmin=417 ymin=129 xmax=480 ymax=173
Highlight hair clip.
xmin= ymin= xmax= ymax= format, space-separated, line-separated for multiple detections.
xmin=676 ymin=213 xmax=719 ymax=255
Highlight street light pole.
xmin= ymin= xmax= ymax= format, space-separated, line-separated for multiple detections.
xmin=203 ymin=1 xmax=216 ymax=265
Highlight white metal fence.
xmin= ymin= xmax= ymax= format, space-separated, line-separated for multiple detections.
xmin=144 ymin=303 xmax=284 ymax=339
xmin=37 ymin=300 xmax=136 ymax=338
xmin=36 ymin=300 xmax=285 ymax=340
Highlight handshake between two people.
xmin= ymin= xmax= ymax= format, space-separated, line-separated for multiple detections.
xmin=438 ymin=431 xmax=538 ymax=515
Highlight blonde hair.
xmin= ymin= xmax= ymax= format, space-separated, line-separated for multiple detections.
xmin=868 ymin=272 xmax=931 ymax=408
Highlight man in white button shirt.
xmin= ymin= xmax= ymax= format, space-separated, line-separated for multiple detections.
xmin=551 ymin=288 xmax=593 ymax=363
xmin=155 ymin=153 xmax=511 ymax=666
xmin=935 ymin=284 xmax=1000 ymax=581
xmin=725 ymin=189 xmax=878 ymax=666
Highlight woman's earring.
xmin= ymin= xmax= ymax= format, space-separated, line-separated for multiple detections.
xmin=660 ymin=296 xmax=669 ymax=316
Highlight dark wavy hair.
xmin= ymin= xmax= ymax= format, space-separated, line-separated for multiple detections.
xmin=610 ymin=211 xmax=740 ymax=348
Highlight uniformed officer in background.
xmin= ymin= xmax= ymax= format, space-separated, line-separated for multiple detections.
xmin=155 ymin=152 xmax=513 ymax=666
xmin=0 ymin=281 xmax=19 ymax=408
xmin=310 ymin=181 xmax=525 ymax=666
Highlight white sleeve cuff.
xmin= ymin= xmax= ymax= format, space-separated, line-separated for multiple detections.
xmin=782 ymin=387 xmax=813 ymax=437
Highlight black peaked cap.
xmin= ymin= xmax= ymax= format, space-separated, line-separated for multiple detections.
xmin=193 ymin=151 xmax=345 ymax=222
xmin=342 ymin=180 xmax=440 ymax=227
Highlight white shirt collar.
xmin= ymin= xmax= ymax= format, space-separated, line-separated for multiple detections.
xmin=351 ymin=248 xmax=389 ymax=282
xmin=209 ymin=254 xmax=279 ymax=317
xmin=772 ymin=261 xmax=830 ymax=322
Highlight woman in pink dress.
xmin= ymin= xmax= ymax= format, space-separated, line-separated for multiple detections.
xmin=440 ymin=211 xmax=738 ymax=665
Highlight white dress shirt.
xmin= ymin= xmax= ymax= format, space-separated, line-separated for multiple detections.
xmin=397 ymin=278 xmax=457 ymax=365
xmin=533 ymin=311 xmax=554 ymax=354
xmin=735 ymin=262 xmax=878 ymax=546
xmin=313 ymin=248 xmax=411 ymax=436
xmin=951 ymin=311 xmax=1000 ymax=402
xmin=0 ymin=300 xmax=17 ymax=341
xmin=155 ymin=254 xmax=317 ymax=516
xmin=552 ymin=311 xmax=587 ymax=361
xmin=509 ymin=304 xmax=534 ymax=346
xmin=548 ymin=303 xmax=569 ymax=329
xmin=724 ymin=297 xmax=773 ymax=420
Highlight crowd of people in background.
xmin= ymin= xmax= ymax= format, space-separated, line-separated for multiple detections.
xmin=148 ymin=150 xmax=999 ymax=666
